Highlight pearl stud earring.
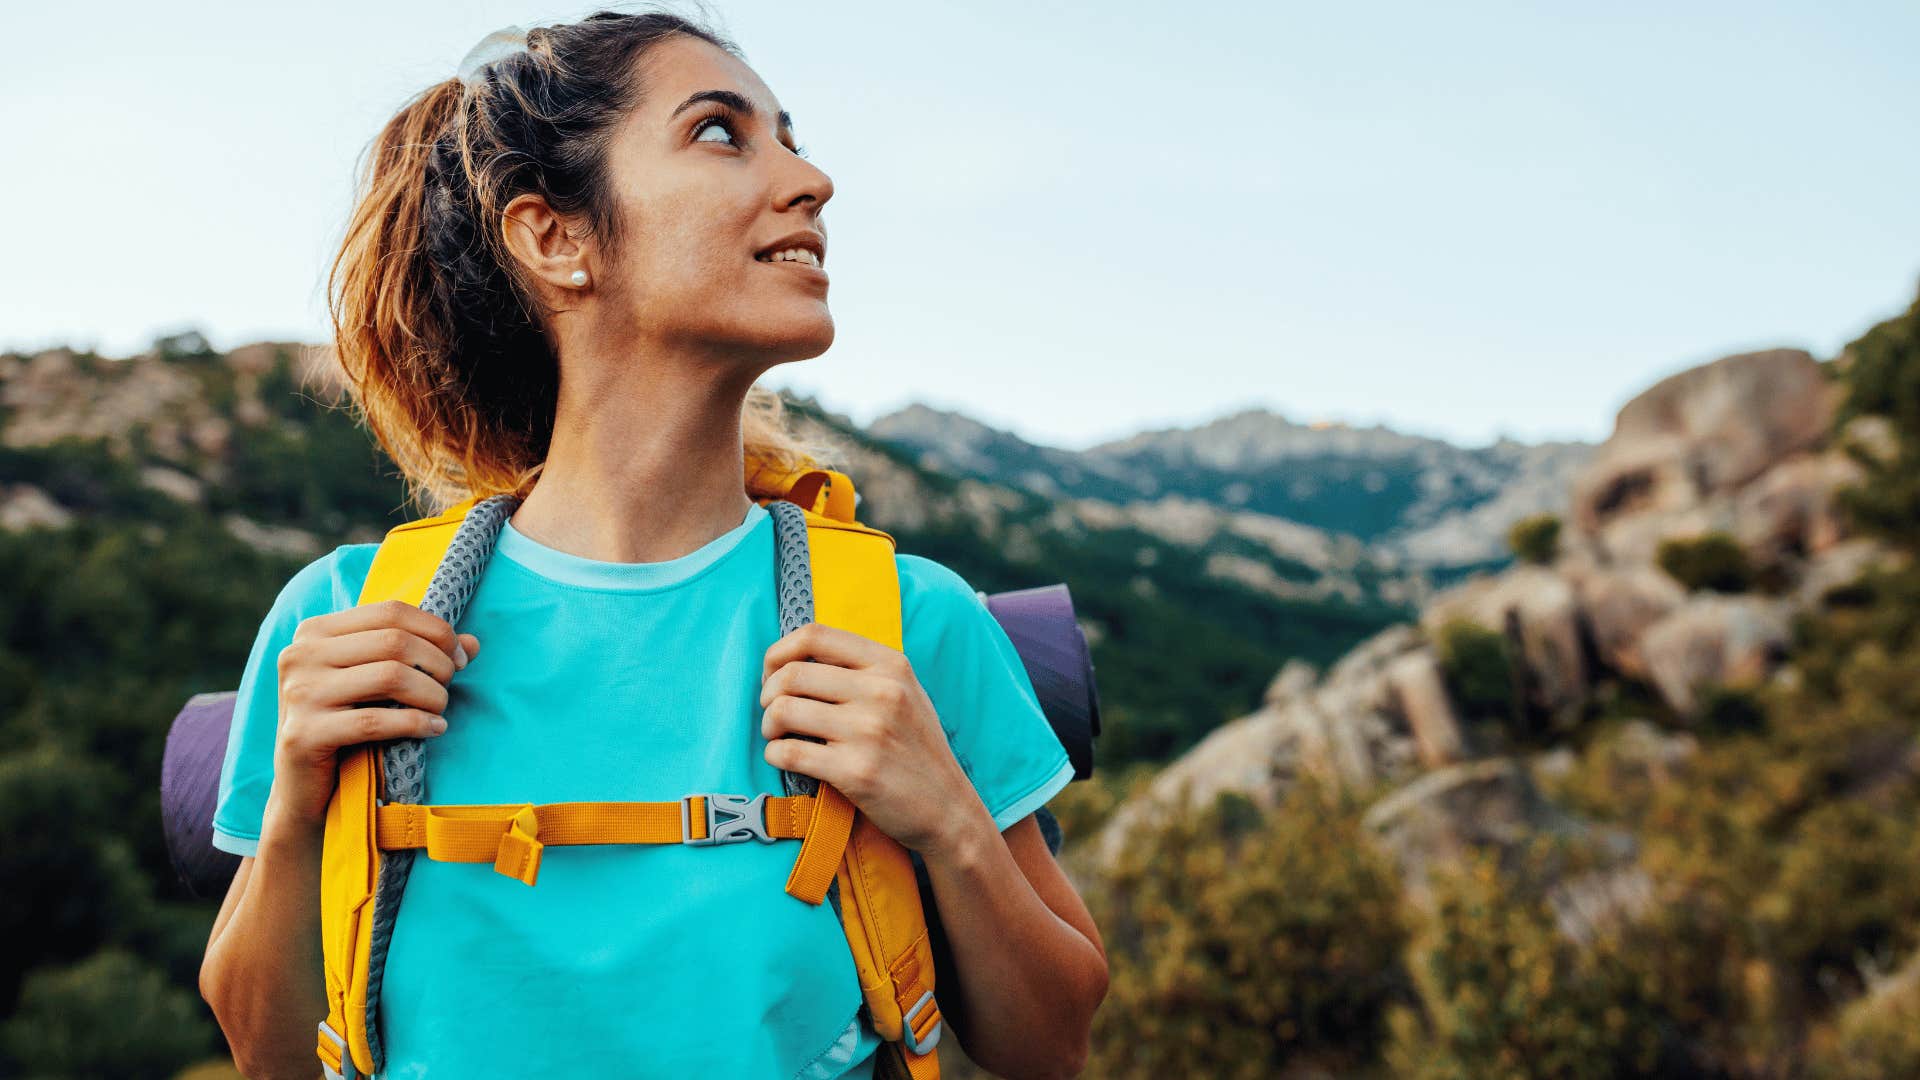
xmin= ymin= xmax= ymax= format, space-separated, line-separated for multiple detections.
xmin=570 ymin=269 xmax=588 ymax=287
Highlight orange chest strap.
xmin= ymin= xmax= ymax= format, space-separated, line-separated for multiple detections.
xmin=372 ymin=792 xmax=829 ymax=886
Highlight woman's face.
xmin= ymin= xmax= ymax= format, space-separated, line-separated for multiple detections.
xmin=592 ymin=34 xmax=835 ymax=368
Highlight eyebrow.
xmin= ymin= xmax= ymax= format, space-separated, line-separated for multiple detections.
xmin=669 ymin=89 xmax=793 ymax=135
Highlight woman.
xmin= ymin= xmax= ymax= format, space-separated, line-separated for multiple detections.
xmin=195 ymin=9 xmax=1107 ymax=1078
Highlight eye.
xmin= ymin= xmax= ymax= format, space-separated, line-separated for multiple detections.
xmin=692 ymin=112 xmax=810 ymax=160
xmin=692 ymin=114 xmax=738 ymax=146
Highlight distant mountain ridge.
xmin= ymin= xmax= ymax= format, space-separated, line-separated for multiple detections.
xmin=869 ymin=403 xmax=1594 ymax=570
xmin=0 ymin=334 xmax=1414 ymax=766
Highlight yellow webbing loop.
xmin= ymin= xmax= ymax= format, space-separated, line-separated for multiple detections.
xmin=783 ymin=784 xmax=856 ymax=905
xmin=492 ymin=805 xmax=543 ymax=886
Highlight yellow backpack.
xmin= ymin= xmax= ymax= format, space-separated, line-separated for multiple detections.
xmin=315 ymin=466 xmax=942 ymax=1080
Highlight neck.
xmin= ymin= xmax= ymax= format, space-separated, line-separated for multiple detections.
xmin=509 ymin=343 xmax=764 ymax=564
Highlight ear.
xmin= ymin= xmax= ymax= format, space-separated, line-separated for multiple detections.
xmin=501 ymin=192 xmax=589 ymax=293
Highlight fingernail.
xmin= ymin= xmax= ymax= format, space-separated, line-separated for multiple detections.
xmin=454 ymin=642 xmax=470 ymax=669
xmin=431 ymin=717 xmax=448 ymax=733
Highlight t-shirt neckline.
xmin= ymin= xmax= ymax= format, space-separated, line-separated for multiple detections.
xmin=493 ymin=501 xmax=769 ymax=592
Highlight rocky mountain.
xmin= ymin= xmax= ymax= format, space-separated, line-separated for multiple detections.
xmin=869 ymin=402 xmax=1595 ymax=571
xmin=1085 ymin=343 xmax=1902 ymax=951
xmin=1062 ymin=278 xmax=1920 ymax=1074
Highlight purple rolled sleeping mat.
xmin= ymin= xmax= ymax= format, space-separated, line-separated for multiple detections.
xmin=160 ymin=583 xmax=1101 ymax=900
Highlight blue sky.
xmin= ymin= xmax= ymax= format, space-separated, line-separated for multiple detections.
xmin=5 ymin=1 xmax=1916 ymax=450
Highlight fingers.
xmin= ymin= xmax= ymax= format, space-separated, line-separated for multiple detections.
xmin=761 ymin=694 xmax=852 ymax=743
xmin=283 ymin=656 xmax=451 ymax=716
xmin=761 ymin=622 xmax=902 ymax=683
xmin=758 ymin=660 xmax=859 ymax=709
xmin=284 ymin=706 xmax=448 ymax=757
xmin=763 ymin=731 xmax=830 ymax=781
xmin=336 ymin=706 xmax=449 ymax=743
xmin=308 ymin=626 xmax=463 ymax=684
xmin=763 ymin=736 xmax=880 ymax=799
xmin=296 ymin=600 xmax=462 ymax=661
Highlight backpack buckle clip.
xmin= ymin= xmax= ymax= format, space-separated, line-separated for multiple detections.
xmin=680 ymin=793 xmax=773 ymax=845
xmin=903 ymin=990 xmax=943 ymax=1055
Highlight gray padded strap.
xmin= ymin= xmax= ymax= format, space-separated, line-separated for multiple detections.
xmin=767 ymin=498 xmax=844 ymax=920
xmin=364 ymin=493 xmax=519 ymax=1068
xmin=766 ymin=498 xmax=818 ymax=799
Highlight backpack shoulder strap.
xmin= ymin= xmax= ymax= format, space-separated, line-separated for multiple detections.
xmin=779 ymin=483 xmax=944 ymax=1079
xmin=358 ymin=495 xmax=481 ymax=605
xmin=319 ymin=495 xmax=480 ymax=1080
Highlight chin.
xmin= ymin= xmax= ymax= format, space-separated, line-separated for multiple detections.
xmin=752 ymin=312 xmax=834 ymax=361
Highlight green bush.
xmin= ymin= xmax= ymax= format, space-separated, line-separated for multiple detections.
xmin=1386 ymin=847 xmax=1675 ymax=1079
xmin=0 ymin=744 xmax=152 ymax=1006
xmin=1755 ymin=800 xmax=1920 ymax=991
xmin=1834 ymin=287 xmax=1920 ymax=544
xmin=1433 ymin=617 xmax=1513 ymax=727
xmin=1695 ymin=683 xmax=1768 ymax=736
xmin=1655 ymin=532 xmax=1753 ymax=593
xmin=1809 ymin=965 xmax=1920 ymax=1080
xmin=1508 ymin=513 xmax=1562 ymax=565
xmin=1084 ymin=777 xmax=1407 ymax=1078
xmin=0 ymin=948 xmax=215 ymax=1080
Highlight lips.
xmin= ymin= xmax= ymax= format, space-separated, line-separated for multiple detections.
xmin=752 ymin=231 xmax=827 ymax=268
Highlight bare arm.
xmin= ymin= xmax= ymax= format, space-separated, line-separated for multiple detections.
xmin=922 ymin=809 xmax=1108 ymax=1079
xmin=198 ymin=799 xmax=328 ymax=1078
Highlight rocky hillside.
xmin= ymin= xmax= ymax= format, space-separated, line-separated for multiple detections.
xmin=1070 ymin=301 xmax=1920 ymax=1076
xmin=0 ymin=331 xmax=409 ymax=552
xmin=870 ymin=402 xmax=1595 ymax=571
xmin=1090 ymin=345 xmax=1886 ymax=863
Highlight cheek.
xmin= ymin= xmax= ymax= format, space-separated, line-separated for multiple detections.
xmin=623 ymin=213 xmax=760 ymax=321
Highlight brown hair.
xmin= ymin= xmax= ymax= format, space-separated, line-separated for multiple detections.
xmin=326 ymin=5 xmax=843 ymax=515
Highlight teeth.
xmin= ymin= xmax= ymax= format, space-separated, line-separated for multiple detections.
xmin=758 ymin=247 xmax=820 ymax=267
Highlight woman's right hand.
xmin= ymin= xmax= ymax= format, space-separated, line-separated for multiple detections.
xmin=267 ymin=599 xmax=481 ymax=830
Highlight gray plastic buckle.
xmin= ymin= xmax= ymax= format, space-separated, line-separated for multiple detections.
xmin=318 ymin=1019 xmax=358 ymax=1079
xmin=902 ymin=990 xmax=942 ymax=1055
xmin=680 ymin=793 xmax=773 ymax=845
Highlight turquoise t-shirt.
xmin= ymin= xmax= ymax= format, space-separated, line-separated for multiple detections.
xmin=212 ymin=500 xmax=1074 ymax=1078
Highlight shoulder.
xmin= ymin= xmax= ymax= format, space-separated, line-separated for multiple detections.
xmin=895 ymin=552 xmax=988 ymax=619
xmin=267 ymin=541 xmax=383 ymax=625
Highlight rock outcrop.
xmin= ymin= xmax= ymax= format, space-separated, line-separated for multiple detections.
xmin=1091 ymin=345 xmax=1902 ymax=912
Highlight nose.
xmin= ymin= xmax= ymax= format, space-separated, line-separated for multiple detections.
xmin=779 ymin=153 xmax=833 ymax=214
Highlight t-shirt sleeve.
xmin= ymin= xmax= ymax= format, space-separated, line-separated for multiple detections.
xmin=897 ymin=554 xmax=1074 ymax=833
xmin=211 ymin=544 xmax=378 ymax=857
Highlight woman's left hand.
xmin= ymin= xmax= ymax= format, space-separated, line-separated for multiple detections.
xmin=760 ymin=621 xmax=976 ymax=858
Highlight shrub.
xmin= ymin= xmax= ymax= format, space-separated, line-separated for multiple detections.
xmin=1833 ymin=286 xmax=1920 ymax=545
xmin=0 ymin=948 xmax=215 ymax=1079
xmin=1753 ymin=800 xmax=1920 ymax=993
xmin=1808 ymin=963 xmax=1920 ymax=1080
xmin=1433 ymin=617 xmax=1513 ymax=727
xmin=1508 ymin=513 xmax=1562 ymax=565
xmin=1084 ymin=777 xmax=1408 ymax=1078
xmin=1656 ymin=532 xmax=1753 ymax=593
xmin=1695 ymin=684 xmax=1767 ymax=736
xmin=1386 ymin=847 xmax=1675 ymax=1079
